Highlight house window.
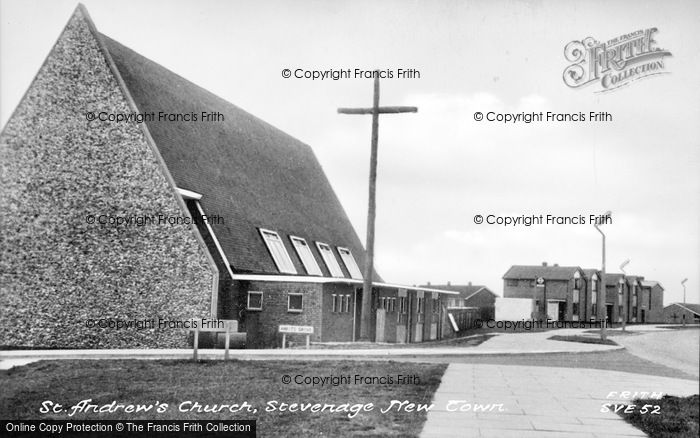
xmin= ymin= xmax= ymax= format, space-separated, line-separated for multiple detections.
xmin=260 ymin=229 xmax=297 ymax=274
xmin=572 ymin=290 xmax=579 ymax=319
xmin=592 ymin=276 xmax=598 ymax=291
xmin=618 ymin=285 xmax=623 ymax=305
xmin=290 ymin=236 xmax=322 ymax=276
xmin=391 ymin=297 xmax=396 ymax=313
xmin=337 ymin=247 xmax=363 ymax=279
xmin=417 ymin=297 xmax=425 ymax=323
xmin=316 ymin=242 xmax=344 ymax=277
xmin=399 ymin=297 xmax=407 ymax=314
xmin=574 ymin=272 xmax=581 ymax=290
xmin=506 ymin=279 xmax=518 ymax=287
xmin=288 ymin=293 xmax=303 ymax=313
xmin=247 ymin=291 xmax=263 ymax=310
xmin=333 ymin=294 xmax=351 ymax=313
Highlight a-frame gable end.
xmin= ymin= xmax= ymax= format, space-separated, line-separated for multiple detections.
xmin=0 ymin=6 xmax=217 ymax=348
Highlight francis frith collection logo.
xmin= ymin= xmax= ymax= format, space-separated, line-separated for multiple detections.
xmin=563 ymin=28 xmax=672 ymax=92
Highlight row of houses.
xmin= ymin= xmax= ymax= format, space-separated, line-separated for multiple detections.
xmin=502 ymin=263 xmax=665 ymax=323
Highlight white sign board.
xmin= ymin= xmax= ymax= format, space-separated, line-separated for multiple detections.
xmin=448 ymin=313 xmax=459 ymax=332
xmin=495 ymin=297 xmax=533 ymax=320
xmin=279 ymin=325 xmax=314 ymax=334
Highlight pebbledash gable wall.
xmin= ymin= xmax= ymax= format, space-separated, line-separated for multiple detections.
xmin=0 ymin=9 xmax=216 ymax=348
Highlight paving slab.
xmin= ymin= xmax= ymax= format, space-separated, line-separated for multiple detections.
xmin=420 ymin=363 xmax=698 ymax=438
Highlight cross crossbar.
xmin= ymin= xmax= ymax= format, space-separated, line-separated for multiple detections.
xmin=338 ymin=106 xmax=418 ymax=115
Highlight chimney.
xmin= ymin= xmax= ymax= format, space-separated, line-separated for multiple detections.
xmin=542 ymin=262 xmax=548 ymax=267
xmin=447 ymin=281 xmax=451 ymax=286
xmin=468 ymin=281 xmax=472 ymax=286
xmin=553 ymin=263 xmax=559 ymax=267
xmin=427 ymin=281 xmax=431 ymax=286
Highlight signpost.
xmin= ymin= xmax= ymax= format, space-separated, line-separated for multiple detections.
xmin=279 ymin=325 xmax=314 ymax=349
xmin=535 ymin=277 xmax=545 ymax=321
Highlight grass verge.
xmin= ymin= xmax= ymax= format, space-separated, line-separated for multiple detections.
xmin=548 ymin=335 xmax=617 ymax=345
xmin=294 ymin=333 xmax=495 ymax=349
xmin=0 ymin=359 xmax=446 ymax=437
xmin=618 ymin=395 xmax=699 ymax=438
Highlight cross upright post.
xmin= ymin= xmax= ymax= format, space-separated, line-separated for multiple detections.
xmin=338 ymin=74 xmax=417 ymax=341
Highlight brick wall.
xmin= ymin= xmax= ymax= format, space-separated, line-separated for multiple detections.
xmin=237 ymin=281 xmax=322 ymax=348
xmin=648 ymin=285 xmax=665 ymax=322
xmin=463 ymin=291 xmax=495 ymax=320
xmin=662 ymin=304 xmax=700 ymax=324
xmin=0 ymin=9 xmax=215 ymax=348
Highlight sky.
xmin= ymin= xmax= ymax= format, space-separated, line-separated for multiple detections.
xmin=1 ymin=0 xmax=699 ymax=305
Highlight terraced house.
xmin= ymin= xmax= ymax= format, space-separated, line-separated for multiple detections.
xmin=0 ymin=5 xmax=458 ymax=349
xmin=503 ymin=263 xmax=664 ymax=323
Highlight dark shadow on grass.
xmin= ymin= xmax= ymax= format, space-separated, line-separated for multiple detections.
xmin=618 ymin=395 xmax=699 ymax=438
xmin=0 ymin=359 xmax=446 ymax=438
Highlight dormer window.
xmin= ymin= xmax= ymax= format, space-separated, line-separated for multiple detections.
xmin=259 ymin=229 xmax=296 ymax=274
xmin=290 ymin=236 xmax=322 ymax=276
xmin=337 ymin=247 xmax=363 ymax=280
xmin=316 ymin=242 xmax=344 ymax=277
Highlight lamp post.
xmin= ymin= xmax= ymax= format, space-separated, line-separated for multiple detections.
xmin=593 ymin=211 xmax=612 ymax=341
xmin=681 ymin=278 xmax=688 ymax=327
xmin=620 ymin=259 xmax=630 ymax=332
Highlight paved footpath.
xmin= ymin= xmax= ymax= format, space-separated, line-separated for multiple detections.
xmin=0 ymin=328 xmax=623 ymax=370
xmin=420 ymin=363 xmax=698 ymax=438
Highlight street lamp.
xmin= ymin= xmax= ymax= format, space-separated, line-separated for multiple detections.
xmin=593 ymin=211 xmax=612 ymax=341
xmin=620 ymin=259 xmax=630 ymax=332
xmin=681 ymin=278 xmax=688 ymax=327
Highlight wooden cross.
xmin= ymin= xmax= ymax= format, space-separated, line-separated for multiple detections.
xmin=338 ymin=75 xmax=417 ymax=341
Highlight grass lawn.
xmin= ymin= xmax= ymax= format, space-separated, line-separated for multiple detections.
xmin=618 ymin=395 xmax=699 ymax=438
xmin=0 ymin=359 xmax=446 ymax=437
xmin=294 ymin=333 xmax=495 ymax=349
xmin=548 ymin=335 xmax=618 ymax=345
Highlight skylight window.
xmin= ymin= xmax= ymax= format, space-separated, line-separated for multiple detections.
xmin=290 ymin=236 xmax=322 ymax=276
xmin=337 ymin=247 xmax=363 ymax=280
xmin=259 ymin=229 xmax=297 ymax=274
xmin=316 ymin=242 xmax=344 ymax=277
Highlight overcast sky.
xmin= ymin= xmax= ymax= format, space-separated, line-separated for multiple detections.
xmin=2 ymin=0 xmax=698 ymax=305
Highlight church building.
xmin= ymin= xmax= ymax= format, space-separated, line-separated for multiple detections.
xmin=0 ymin=5 xmax=458 ymax=349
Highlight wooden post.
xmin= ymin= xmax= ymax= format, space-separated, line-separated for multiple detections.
xmin=282 ymin=333 xmax=286 ymax=349
xmin=338 ymin=75 xmax=417 ymax=341
xmin=193 ymin=327 xmax=199 ymax=361
xmin=225 ymin=329 xmax=230 ymax=360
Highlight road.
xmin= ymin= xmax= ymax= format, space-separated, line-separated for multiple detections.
xmin=613 ymin=328 xmax=699 ymax=379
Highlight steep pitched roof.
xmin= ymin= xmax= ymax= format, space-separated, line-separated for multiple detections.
xmin=666 ymin=303 xmax=700 ymax=316
xmin=503 ymin=265 xmax=581 ymax=281
xmin=625 ymin=275 xmax=644 ymax=285
xmin=420 ymin=284 xmax=497 ymax=299
xmin=603 ymin=273 xmax=626 ymax=285
xmin=582 ymin=268 xmax=600 ymax=279
xmin=95 ymin=30 xmax=378 ymax=279
xmin=641 ymin=280 xmax=663 ymax=289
